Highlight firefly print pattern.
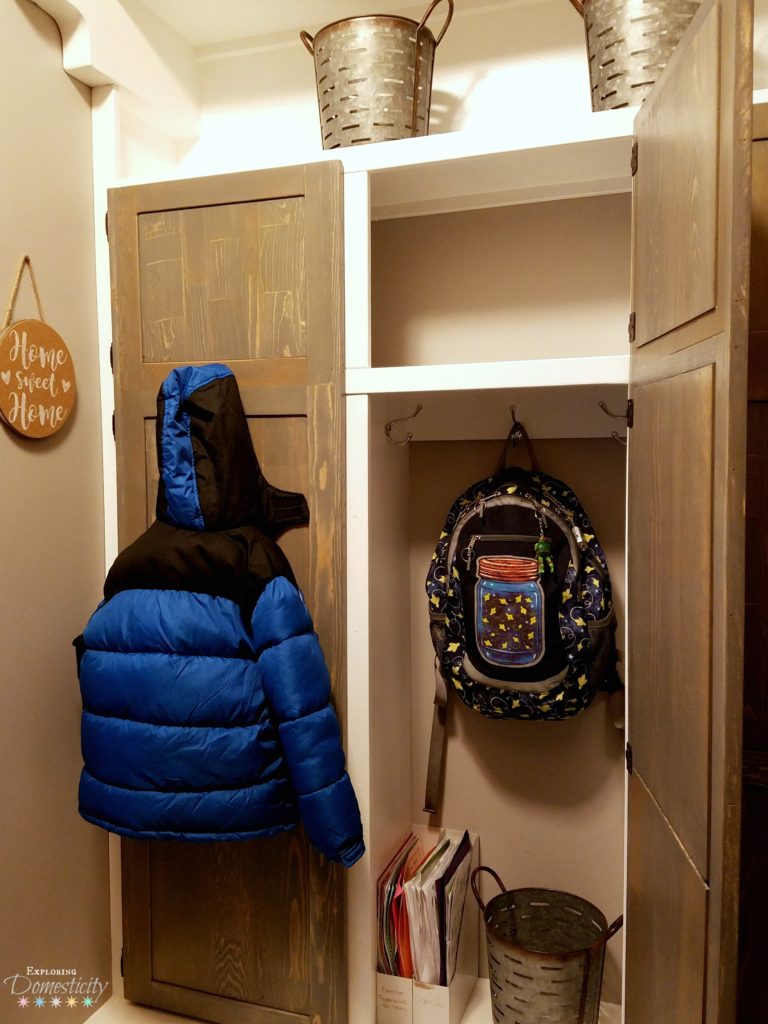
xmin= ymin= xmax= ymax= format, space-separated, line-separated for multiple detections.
xmin=476 ymin=584 xmax=544 ymax=666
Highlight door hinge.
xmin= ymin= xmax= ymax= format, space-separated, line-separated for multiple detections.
xmin=626 ymin=398 xmax=634 ymax=429
xmin=111 ymin=411 xmax=116 ymax=439
xmin=109 ymin=343 xmax=113 ymax=373
xmin=105 ymin=211 xmax=109 ymax=239
xmin=628 ymin=311 xmax=636 ymax=343
xmin=626 ymin=742 xmax=634 ymax=774
xmin=120 ymin=949 xmax=124 ymax=977
xmin=630 ymin=140 xmax=638 ymax=176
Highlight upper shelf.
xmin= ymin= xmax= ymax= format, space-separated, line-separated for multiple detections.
xmin=339 ymin=108 xmax=637 ymax=219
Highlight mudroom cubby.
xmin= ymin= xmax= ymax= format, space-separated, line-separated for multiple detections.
xmin=349 ymin=404 xmax=628 ymax=1021
xmin=344 ymin=119 xmax=633 ymax=1021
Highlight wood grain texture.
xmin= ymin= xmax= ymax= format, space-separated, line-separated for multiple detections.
xmin=150 ymin=835 xmax=310 ymax=1011
xmin=628 ymin=364 xmax=714 ymax=877
xmin=739 ymin=133 xmax=768 ymax=1016
xmin=111 ymin=162 xmax=346 ymax=1024
xmin=743 ymin=402 xmax=768 ymax=754
xmin=138 ymin=199 xmax=306 ymax=364
xmin=625 ymin=773 xmax=707 ymax=1024
xmin=303 ymin=162 xmax=348 ymax=1024
xmin=628 ymin=2 xmax=752 ymax=1020
xmin=749 ymin=141 xmax=768 ymax=335
xmin=738 ymin=783 xmax=768 ymax=1022
xmin=632 ymin=1 xmax=719 ymax=348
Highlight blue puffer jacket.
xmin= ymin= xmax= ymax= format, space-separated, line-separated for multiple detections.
xmin=75 ymin=364 xmax=364 ymax=867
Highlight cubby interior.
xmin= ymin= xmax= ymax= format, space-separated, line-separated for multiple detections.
xmin=357 ymin=186 xmax=633 ymax=1014
xmin=364 ymin=409 xmax=628 ymax=1007
xmin=371 ymin=194 xmax=631 ymax=368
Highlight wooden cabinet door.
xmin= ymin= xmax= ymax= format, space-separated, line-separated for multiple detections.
xmin=107 ymin=163 xmax=347 ymax=1024
xmin=626 ymin=2 xmax=752 ymax=1022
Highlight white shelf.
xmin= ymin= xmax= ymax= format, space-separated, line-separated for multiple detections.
xmin=346 ymin=356 xmax=630 ymax=396
xmin=462 ymin=979 xmax=622 ymax=1024
xmin=330 ymin=110 xmax=635 ymax=218
xmin=114 ymin=111 xmax=637 ymax=221
xmin=346 ymin=359 xmax=630 ymax=441
xmin=359 ymin=112 xmax=637 ymax=219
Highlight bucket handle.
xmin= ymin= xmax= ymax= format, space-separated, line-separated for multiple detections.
xmin=418 ymin=0 xmax=455 ymax=46
xmin=602 ymin=915 xmax=624 ymax=946
xmin=471 ymin=865 xmax=507 ymax=914
xmin=299 ymin=30 xmax=315 ymax=55
xmin=568 ymin=0 xmax=585 ymax=15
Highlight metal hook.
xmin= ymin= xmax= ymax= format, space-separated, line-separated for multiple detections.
xmin=612 ymin=431 xmax=628 ymax=448
xmin=508 ymin=405 xmax=524 ymax=444
xmin=599 ymin=401 xmax=628 ymax=421
xmin=385 ymin=403 xmax=423 ymax=445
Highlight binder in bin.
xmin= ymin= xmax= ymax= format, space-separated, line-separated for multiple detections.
xmin=376 ymin=827 xmax=479 ymax=1024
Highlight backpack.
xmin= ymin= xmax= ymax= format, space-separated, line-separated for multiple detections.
xmin=424 ymin=457 xmax=620 ymax=813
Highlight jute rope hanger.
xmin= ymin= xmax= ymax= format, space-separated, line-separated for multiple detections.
xmin=2 ymin=255 xmax=45 ymax=332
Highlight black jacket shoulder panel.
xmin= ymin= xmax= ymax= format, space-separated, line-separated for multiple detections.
xmin=104 ymin=520 xmax=295 ymax=618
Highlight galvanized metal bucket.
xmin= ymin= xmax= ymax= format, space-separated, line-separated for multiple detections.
xmin=568 ymin=0 xmax=701 ymax=111
xmin=472 ymin=866 xmax=623 ymax=1024
xmin=300 ymin=0 xmax=454 ymax=149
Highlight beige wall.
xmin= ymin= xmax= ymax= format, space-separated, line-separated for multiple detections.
xmin=0 ymin=2 xmax=110 ymax=1021
xmin=372 ymin=194 xmax=631 ymax=368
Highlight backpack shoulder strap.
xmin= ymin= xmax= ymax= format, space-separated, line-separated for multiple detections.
xmin=424 ymin=658 xmax=449 ymax=815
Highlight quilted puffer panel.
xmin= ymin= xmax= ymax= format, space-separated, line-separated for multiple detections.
xmin=79 ymin=769 xmax=298 ymax=839
xmin=84 ymin=589 xmax=253 ymax=658
xmin=159 ymin=364 xmax=233 ymax=531
xmin=252 ymin=578 xmax=364 ymax=866
xmin=299 ymin=775 xmax=367 ymax=868
xmin=257 ymin=631 xmax=330 ymax=721
xmin=81 ymin=712 xmax=280 ymax=791
xmin=80 ymin=649 xmax=266 ymax=726
xmin=279 ymin=705 xmax=345 ymax=795
xmin=251 ymin=576 xmax=314 ymax=652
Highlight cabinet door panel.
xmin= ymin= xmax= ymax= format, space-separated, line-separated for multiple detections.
xmin=626 ymin=774 xmax=708 ymax=1023
xmin=137 ymin=198 xmax=307 ymax=363
xmin=629 ymin=364 xmax=713 ymax=877
xmin=627 ymin=1 xmax=751 ymax=1021
xmin=109 ymin=163 xmax=346 ymax=1024
xmin=632 ymin=4 xmax=720 ymax=348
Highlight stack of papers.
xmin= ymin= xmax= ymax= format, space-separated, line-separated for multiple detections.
xmin=377 ymin=829 xmax=473 ymax=986
xmin=377 ymin=833 xmax=425 ymax=976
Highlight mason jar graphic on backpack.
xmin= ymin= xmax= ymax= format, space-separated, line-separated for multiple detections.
xmin=475 ymin=555 xmax=544 ymax=667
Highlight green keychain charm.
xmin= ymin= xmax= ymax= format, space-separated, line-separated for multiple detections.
xmin=535 ymin=535 xmax=554 ymax=575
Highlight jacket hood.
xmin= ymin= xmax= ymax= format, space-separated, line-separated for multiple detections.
xmin=155 ymin=364 xmax=309 ymax=536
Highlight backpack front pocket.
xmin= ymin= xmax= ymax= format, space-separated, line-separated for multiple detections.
xmin=475 ymin=556 xmax=545 ymax=667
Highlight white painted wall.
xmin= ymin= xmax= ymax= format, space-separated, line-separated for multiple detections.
xmin=179 ymin=0 xmax=591 ymax=177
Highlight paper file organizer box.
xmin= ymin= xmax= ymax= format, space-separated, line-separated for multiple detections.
xmin=377 ymin=828 xmax=479 ymax=1024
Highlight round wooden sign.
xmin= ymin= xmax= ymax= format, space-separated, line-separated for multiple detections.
xmin=0 ymin=319 xmax=76 ymax=439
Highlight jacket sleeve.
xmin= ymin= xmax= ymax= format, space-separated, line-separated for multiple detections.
xmin=250 ymin=576 xmax=365 ymax=868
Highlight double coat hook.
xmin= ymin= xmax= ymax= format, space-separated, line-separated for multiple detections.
xmin=599 ymin=400 xmax=630 ymax=447
xmin=385 ymin=403 xmax=423 ymax=445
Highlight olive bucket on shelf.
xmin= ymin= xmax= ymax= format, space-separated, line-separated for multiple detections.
xmin=568 ymin=0 xmax=701 ymax=111
xmin=472 ymin=866 xmax=623 ymax=1024
xmin=300 ymin=0 xmax=454 ymax=149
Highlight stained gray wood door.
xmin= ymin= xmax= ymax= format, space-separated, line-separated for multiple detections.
xmin=107 ymin=163 xmax=347 ymax=1024
xmin=626 ymin=2 xmax=752 ymax=1021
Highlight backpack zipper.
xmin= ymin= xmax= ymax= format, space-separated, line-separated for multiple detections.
xmin=461 ymin=533 xmax=545 ymax=570
xmin=447 ymin=495 xmax=580 ymax=571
